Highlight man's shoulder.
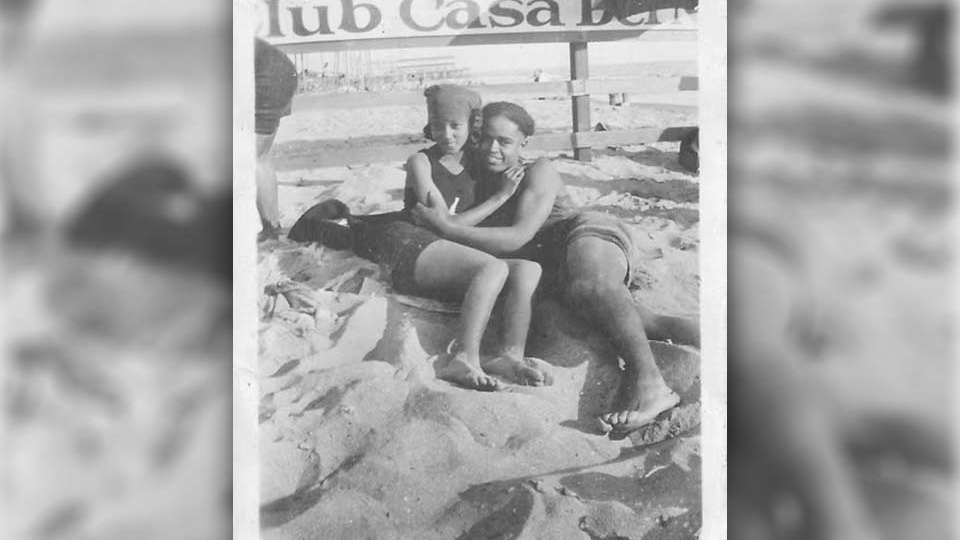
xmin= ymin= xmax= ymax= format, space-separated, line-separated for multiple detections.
xmin=524 ymin=156 xmax=555 ymax=173
xmin=522 ymin=157 xmax=561 ymax=191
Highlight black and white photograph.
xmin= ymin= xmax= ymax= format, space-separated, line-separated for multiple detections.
xmin=234 ymin=1 xmax=725 ymax=538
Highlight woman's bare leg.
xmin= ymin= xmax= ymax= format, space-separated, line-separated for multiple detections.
xmin=481 ymin=259 xmax=551 ymax=386
xmin=414 ymin=240 xmax=508 ymax=391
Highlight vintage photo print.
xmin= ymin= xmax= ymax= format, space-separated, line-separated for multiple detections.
xmin=234 ymin=1 xmax=726 ymax=538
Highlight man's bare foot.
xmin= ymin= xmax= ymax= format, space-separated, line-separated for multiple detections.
xmin=481 ymin=356 xmax=552 ymax=386
xmin=437 ymin=352 xmax=500 ymax=392
xmin=599 ymin=376 xmax=680 ymax=433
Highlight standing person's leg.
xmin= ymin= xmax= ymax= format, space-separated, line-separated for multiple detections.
xmin=562 ymin=237 xmax=679 ymax=430
xmin=481 ymin=259 xmax=551 ymax=386
xmin=256 ymin=133 xmax=281 ymax=239
xmin=413 ymin=240 xmax=509 ymax=391
xmin=254 ymin=38 xmax=297 ymax=240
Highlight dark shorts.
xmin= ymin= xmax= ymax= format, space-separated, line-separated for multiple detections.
xmin=255 ymin=39 xmax=298 ymax=135
xmin=521 ymin=211 xmax=651 ymax=292
xmin=372 ymin=219 xmax=443 ymax=298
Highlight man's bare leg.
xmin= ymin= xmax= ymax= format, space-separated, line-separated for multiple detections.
xmin=481 ymin=259 xmax=551 ymax=386
xmin=256 ymin=133 xmax=281 ymax=239
xmin=562 ymin=237 xmax=678 ymax=430
xmin=414 ymin=240 xmax=507 ymax=391
xmin=636 ymin=303 xmax=701 ymax=348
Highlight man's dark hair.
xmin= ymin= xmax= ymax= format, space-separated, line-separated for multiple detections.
xmin=482 ymin=102 xmax=536 ymax=137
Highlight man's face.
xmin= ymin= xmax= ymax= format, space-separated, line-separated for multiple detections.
xmin=478 ymin=116 xmax=526 ymax=173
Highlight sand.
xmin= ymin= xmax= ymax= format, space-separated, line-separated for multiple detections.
xmin=257 ymin=93 xmax=702 ymax=539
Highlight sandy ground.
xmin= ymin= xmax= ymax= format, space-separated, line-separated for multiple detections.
xmin=257 ymin=91 xmax=702 ymax=538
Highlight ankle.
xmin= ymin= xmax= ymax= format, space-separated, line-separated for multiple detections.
xmin=447 ymin=342 xmax=480 ymax=365
xmin=625 ymin=368 xmax=669 ymax=390
xmin=496 ymin=347 xmax=524 ymax=361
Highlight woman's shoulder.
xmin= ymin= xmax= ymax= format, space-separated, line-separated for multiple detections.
xmin=405 ymin=149 xmax=433 ymax=170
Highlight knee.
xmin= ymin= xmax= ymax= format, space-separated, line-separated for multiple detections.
xmin=474 ymin=258 xmax=510 ymax=286
xmin=563 ymin=276 xmax=620 ymax=305
xmin=507 ymin=260 xmax=542 ymax=289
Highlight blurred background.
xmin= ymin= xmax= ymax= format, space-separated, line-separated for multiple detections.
xmin=729 ymin=0 xmax=955 ymax=539
xmin=0 ymin=0 xmax=955 ymax=539
xmin=1 ymin=0 xmax=231 ymax=539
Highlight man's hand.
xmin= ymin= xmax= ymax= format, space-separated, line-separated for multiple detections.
xmin=410 ymin=192 xmax=450 ymax=232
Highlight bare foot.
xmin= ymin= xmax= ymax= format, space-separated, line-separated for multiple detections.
xmin=481 ymin=356 xmax=553 ymax=386
xmin=599 ymin=376 xmax=680 ymax=433
xmin=437 ymin=352 xmax=500 ymax=392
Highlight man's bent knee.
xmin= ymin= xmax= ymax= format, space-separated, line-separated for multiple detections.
xmin=563 ymin=276 xmax=623 ymax=306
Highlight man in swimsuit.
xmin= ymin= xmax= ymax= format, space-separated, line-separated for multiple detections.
xmin=411 ymin=101 xmax=700 ymax=432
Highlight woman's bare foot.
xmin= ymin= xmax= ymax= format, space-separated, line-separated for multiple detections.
xmin=437 ymin=352 xmax=500 ymax=392
xmin=481 ymin=356 xmax=552 ymax=386
xmin=599 ymin=375 xmax=680 ymax=433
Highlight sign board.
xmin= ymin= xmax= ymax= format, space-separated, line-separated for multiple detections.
xmin=257 ymin=0 xmax=698 ymax=50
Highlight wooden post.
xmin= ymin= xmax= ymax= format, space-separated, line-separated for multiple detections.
xmin=569 ymin=41 xmax=591 ymax=162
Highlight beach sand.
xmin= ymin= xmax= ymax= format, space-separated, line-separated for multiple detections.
xmin=256 ymin=94 xmax=703 ymax=539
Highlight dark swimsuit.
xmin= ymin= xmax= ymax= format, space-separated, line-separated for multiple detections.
xmin=374 ymin=146 xmax=477 ymax=298
xmin=474 ymin=161 xmax=647 ymax=292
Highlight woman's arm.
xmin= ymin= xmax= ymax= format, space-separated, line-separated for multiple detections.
xmin=411 ymin=159 xmax=561 ymax=256
xmin=447 ymin=165 xmax=524 ymax=227
xmin=404 ymin=152 xmax=446 ymax=208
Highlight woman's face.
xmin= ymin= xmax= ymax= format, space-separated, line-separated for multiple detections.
xmin=478 ymin=115 xmax=526 ymax=173
xmin=429 ymin=116 xmax=471 ymax=155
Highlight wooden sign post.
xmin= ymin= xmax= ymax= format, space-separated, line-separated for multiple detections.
xmin=569 ymin=41 xmax=591 ymax=162
xmin=259 ymin=0 xmax=698 ymax=165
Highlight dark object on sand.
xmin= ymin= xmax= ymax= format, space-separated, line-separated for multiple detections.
xmin=287 ymin=199 xmax=353 ymax=250
xmin=67 ymin=159 xmax=231 ymax=283
xmin=678 ymin=127 xmax=699 ymax=173
xmin=875 ymin=3 xmax=950 ymax=95
xmin=287 ymin=199 xmax=405 ymax=261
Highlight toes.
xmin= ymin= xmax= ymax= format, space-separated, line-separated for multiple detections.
xmin=522 ymin=358 xmax=552 ymax=387
xmin=479 ymin=376 xmax=500 ymax=391
xmin=522 ymin=371 xmax=543 ymax=386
